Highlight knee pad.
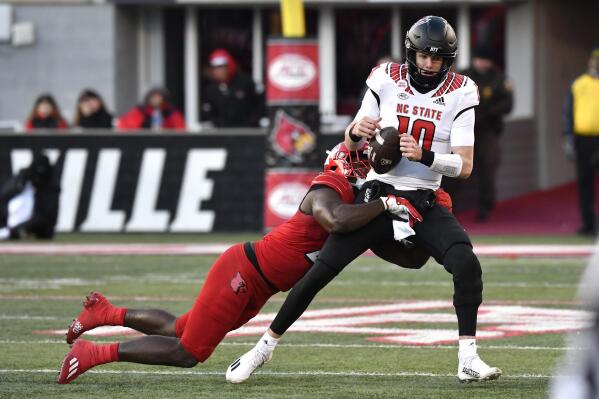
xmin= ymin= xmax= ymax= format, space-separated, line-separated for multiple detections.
xmin=443 ymin=243 xmax=482 ymax=307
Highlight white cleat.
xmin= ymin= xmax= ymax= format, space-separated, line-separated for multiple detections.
xmin=226 ymin=347 xmax=273 ymax=383
xmin=458 ymin=354 xmax=502 ymax=383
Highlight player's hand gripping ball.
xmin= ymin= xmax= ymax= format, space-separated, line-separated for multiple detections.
xmin=368 ymin=126 xmax=402 ymax=174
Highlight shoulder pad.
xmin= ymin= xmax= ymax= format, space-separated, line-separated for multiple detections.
xmin=311 ymin=172 xmax=355 ymax=204
xmin=366 ymin=62 xmax=393 ymax=94
xmin=458 ymin=76 xmax=480 ymax=111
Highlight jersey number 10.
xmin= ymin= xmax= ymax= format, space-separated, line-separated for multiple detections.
xmin=397 ymin=115 xmax=436 ymax=151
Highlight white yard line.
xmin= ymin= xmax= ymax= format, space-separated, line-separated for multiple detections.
xmin=330 ymin=281 xmax=582 ymax=288
xmin=0 ymin=339 xmax=584 ymax=351
xmin=0 ymin=295 xmax=584 ymax=306
xmin=0 ymin=368 xmax=553 ymax=379
xmin=0 ymin=278 xmax=583 ymax=291
xmin=0 ymin=243 xmax=594 ymax=258
xmin=0 ymin=315 xmax=60 ymax=320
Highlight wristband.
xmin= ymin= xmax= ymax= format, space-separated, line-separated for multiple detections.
xmin=430 ymin=153 xmax=463 ymax=177
xmin=419 ymin=149 xmax=434 ymax=167
xmin=348 ymin=124 xmax=362 ymax=142
xmin=419 ymin=149 xmax=463 ymax=177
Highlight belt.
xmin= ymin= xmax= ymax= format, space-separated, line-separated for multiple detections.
xmin=243 ymin=242 xmax=279 ymax=293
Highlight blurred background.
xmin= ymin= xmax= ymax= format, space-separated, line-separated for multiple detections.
xmin=2 ymin=3 xmax=599 ymax=397
xmin=0 ymin=0 xmax=598 ymax=236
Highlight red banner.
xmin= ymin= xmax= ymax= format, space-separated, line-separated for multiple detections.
xmin=263 ymin=169 xmax=319 ymax=229
xmin=266 ymin=39 xmax=319 ymax=104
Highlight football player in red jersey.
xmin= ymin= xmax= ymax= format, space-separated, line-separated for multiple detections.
xmin=56 ymin=142 xmax=431 ymax=384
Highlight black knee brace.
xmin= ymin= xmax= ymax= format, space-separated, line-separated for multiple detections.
xmin=443 ymin=243 xmax=483 ymax=308
xmin=443 ymin=243 xmax=483 ymax=336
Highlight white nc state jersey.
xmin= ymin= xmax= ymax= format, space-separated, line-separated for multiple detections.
xmin=356 ymin=62 xmax=479 ymax=190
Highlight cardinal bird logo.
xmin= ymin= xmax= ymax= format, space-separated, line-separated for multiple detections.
xmin=269 ymin=110 xmax=316 ymax=163
xmin=230 ymin=272 xmax=248 ymax=295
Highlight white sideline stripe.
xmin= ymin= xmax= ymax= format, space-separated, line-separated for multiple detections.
xmin=0 ymin=340 xmax=585 ymax=351
xmin=0 ymin=243 xmax=594 ymax=257
xmin=0 ymin=368 xmax=553 ymax=379
xmin=0 ymin=315 xmax=60 ymax=320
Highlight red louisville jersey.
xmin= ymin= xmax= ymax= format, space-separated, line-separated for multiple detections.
xmin=254 ymin=172 xmax=355 ymax=292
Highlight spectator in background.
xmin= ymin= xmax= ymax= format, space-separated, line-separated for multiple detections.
xmin=462 ymin=46 xmax=513 ymax=221
xmin=74 ymin=89 xmax=113 ymax=129
xmin=117 ymin=87 xmax=185 ymax=131
xmin=563 ymin=47 xmax=599 ymax=236
xmin=202 ymin=49 xmax=261 ymax=127
xmin=25 ymin=94 xmax=68 ymax=131
xmin=0 ymin=153 xmax=60 ymax=240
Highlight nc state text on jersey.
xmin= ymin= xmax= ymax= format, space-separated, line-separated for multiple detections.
xmin=396 ymin=103 xmax=443 ymax=121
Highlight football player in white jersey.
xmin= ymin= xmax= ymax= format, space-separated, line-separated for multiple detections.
xmin=226 ymin=16 xmax=501 ymax=384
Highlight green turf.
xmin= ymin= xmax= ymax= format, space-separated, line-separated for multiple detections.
xmin=42 ymin=233 xmax=596 ymax=245
xmin=0 ymin=237 xmax=590 ymax=398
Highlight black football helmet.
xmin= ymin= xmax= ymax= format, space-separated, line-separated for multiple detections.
xmin=405 ymin=16 xmax=458 ymax=90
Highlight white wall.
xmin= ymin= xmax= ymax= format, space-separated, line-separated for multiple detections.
xmin=0 ymin=5 xmax=116 ymax=124
xmin=506 ymin=2 xmax=534 ymax=119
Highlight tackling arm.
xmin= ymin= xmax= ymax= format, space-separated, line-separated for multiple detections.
xmin=303 ymin=188 xmax=385 ymax=234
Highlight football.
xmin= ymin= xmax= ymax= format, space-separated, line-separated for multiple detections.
xmin=368 ymin=126 xmax=402 ymax=174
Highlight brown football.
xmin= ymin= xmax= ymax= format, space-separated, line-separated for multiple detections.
xmin=368 ymin=126 xmax=402 ymax=174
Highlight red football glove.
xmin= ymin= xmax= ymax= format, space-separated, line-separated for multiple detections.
xmin=435 ymin=187 xmax=453 ymax=213
xmin=380 ymin=195 xmax=423 ymax=226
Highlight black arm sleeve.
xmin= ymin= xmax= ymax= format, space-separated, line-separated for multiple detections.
xmin=269 ymin=214 xmax=393 ymax=335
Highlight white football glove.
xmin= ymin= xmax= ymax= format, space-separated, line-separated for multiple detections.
xmin=380 ymin=195 xmax=423 ymax=226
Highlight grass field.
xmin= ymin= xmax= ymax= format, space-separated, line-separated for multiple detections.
xmin=0 ymin=234 xmax=592 ymax=398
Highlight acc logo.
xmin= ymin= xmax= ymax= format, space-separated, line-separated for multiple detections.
xmin=398 ymin=93 xmax=410 ymax=100
xmin=267 ymin=182 xmax=310 ymax=219
xmin=268 ymin=53 xmax=317 ymax=91
xmin=269 ymin=110 xmax=316 ymax=164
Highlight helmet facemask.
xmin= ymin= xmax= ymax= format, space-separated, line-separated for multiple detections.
xmin=324 ymin=142 xmax=370 ymax=186
xmin=405 ymin=47 xmax=456 ymax=90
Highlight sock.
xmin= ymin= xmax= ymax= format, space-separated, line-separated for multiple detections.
xmin=458 ymin=338 xmax=477 ymax=358
xmin=105 ymin=307 xmax=128 ymax=326
xmin=256 ymin=331 xmax=279 ymax=355
xmin=93 ymin=343 xmax=120 ymax=366
xmin=0 ymin=228 xmax=9 ymax=240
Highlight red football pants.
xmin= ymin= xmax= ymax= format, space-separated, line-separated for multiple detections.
xmin=175 ymin=243 xmax=273 ymax=362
